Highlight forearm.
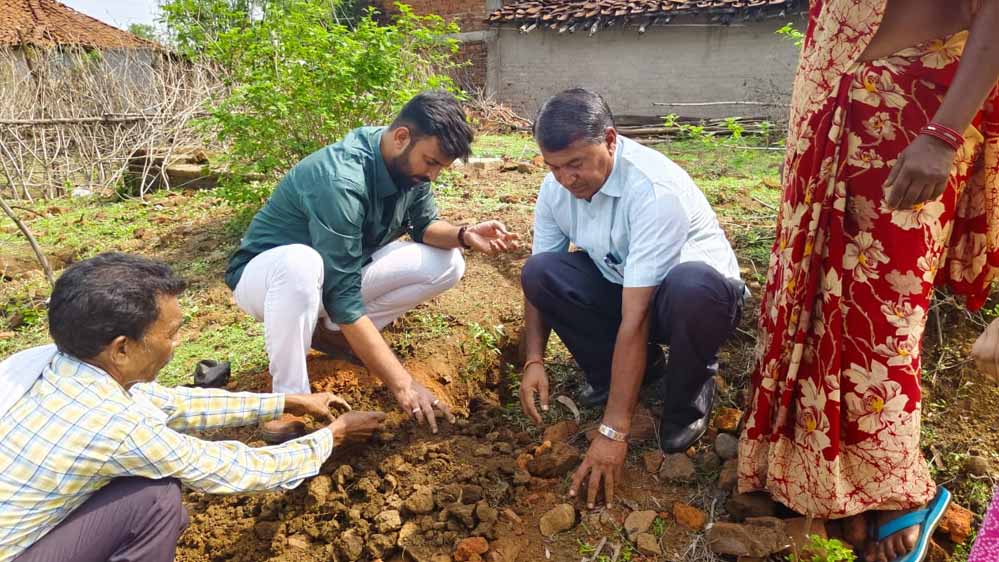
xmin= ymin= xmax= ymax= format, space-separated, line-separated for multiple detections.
xmin=131 ymin=383 xmax=284 ymax=432
xmin=933 ymin=2 xmax=999 ymax=131
xmin=602 ymin=320 xmax=650 ymax=433
xmin=339 ymin=315 xmax=411 ymax=393
xmin=523 ymin=300 xmax=551 ymax=363
xmin=420 ymin=220 xmax=462 ymax=249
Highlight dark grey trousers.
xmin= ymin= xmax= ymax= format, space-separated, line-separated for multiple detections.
xmin=14 ymin=477 xmax=189 ymax=562
xmin=521 ymin=252 xmax=743 ymax=422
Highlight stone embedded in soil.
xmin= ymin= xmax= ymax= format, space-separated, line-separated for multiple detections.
xmin=286 ymin=534 xmax=310 ymax=549
xmin=539 ymin=503 xmax=576 ymax=537
xmin=964 ymin=455 xmax=991 ymax=477
xmin=527 ymin=441 xmax=581 ymax=478
xmin=727 ymin=492 xmax=777 ymax=522
xmin=708 ymin=520 xmax=789 ymax=557
xmin=636 ymin=532 xmax=664 ymax=555
xmin=543 ymin=420 xmax=579 ymax=444
xmin=624 ymin=510 xmax=659 ymax=541
xmin=305 ymin=475 xmax=332 ymax=507
xmin=937 ymin=503 xmax=974 ymax=544
xmin=474 ymin=501 xmax=499 ymax=536
xmin=783 ymin=517 xmax=828 ymax=558
xmin=405 ymin=485 xmax=436 ymax=514
xmin=697 ymin=450 xmax=723 ymax=473
xmin=398 ymin=521 xmax=420 ymax=545
xmin=454 ymin=536 xmax=489 ymax=562
xmin=355 ymin=476 xmax=380 ymax=498
xmin=490 ymin=535 xmax=528 ymax=562
xmin=673 ymin=502 xmax=708 ymax=530
xmin=447 ymin=503 xmax=478 ymax=528
xmin=337 ymin=529 xmax=365 ymax=561
xmin=367 ymin=532 xmax=397 ymax=559
xmin=641 ymin=450 xmax=664 ymax=473
xmin=659 ymin=453 xmax=696 ymax=481
xmin=719 ymin=459 xmax=739 ymax=491
xmin=254 ymin=521 xmax=281 ymax=540
xmin=715 ymin=433 xmax=739 ymax=460
xmin=374 ymin=510 xmax=402 ymax=533
xmin=333 ymin=464 xmax=354 ymax=488
xmin=495 ymin=442 xmax=514 ymax=455
xmin=474 ymin=444 xmax=493 ymax=456
xmin=714 ymin=407 xmax=743 ymax=433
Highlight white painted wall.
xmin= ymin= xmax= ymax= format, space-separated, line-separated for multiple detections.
xmin=487 ymin=20 xmax=803 ymax=120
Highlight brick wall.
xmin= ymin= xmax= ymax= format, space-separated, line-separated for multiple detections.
xmin=373 ymin=0 xmax=490 ymax=91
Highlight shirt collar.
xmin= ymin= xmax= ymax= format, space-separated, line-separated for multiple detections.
xmin=370 ymin=127 xmax=400 ymax=199
xmin=595 ymin=138 xmax=626 ymax=198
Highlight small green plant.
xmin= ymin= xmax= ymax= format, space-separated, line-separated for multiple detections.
xmin=725 ymin=117 xmax=745 ymax=140
xmin=463 ymin=323 xmax=504 ymax=380
xmin=776 ymin=22 xmax=805 ymax=48
xmin=652 ymin=515 xmax=667 ymax=538
xmin=788 ymin=535 xmax=856 ymax=562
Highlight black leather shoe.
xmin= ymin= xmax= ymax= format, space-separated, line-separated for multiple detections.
xmin=577 ymin=348 xmax=668 ymax=408
xmin=659 ymin=376 xmax=715 ymax=453
xmin=192 ymin=359 xmax=231 ymax=388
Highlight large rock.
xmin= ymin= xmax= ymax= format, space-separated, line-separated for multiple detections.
xmin=708 ymin=521 xmax=789 ymax=558
xmin=527 ymin=442 xmax=581 ymax=478
xmin=543 ymin=420 xmax=579 ymax=443
xmin=635 ymin=532 xmax=663 ymax=556
xmin=715 ymin=433 xmax=739 ymax=460
xmin=454 ymin=537 xmax=489 ymax=562
xmin=539 ymin=504 xmax=576 ymax=537
xmin=727 ymin=492 xmax=778 ymax=522
xmin=624 ymin=510 xmax=658 ymax=541
xmin=659 ymin=453 xmax=696 ymax=481
xmin=937 ymin=503 xmax=974 ymax=544
xmin=673 ymin=502 xmax=707 ymax=530
xmin=404 ymin=485 xmax=436 ymax=514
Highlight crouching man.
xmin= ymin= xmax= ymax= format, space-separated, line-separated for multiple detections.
xmin=0 ymin=253 xmax=385 ymax=562
xmin=518 ymin=89 xmax=746 ymax=508
xmin=225 ymin=90 xmax=517 ymax=443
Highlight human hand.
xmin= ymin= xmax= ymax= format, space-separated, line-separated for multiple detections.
xmin=328 ymin=411 xmax=387 ymax=444
xmin=284 ymin=392 xmax=351 ymax=423
xmin=519 ymin=362 xmax=550 ymax=425
xmin=465 ymin=220 xmax=519 ymax=255
xmin=569 ymin=435 xmax=628 ymax=509
xmin=391 ymin=379 xmax=455 ymax=434
xmin=972 ymin=318 xmax=999 ymax=382
xmin=884 ymin=134 xmax=957 ymax=210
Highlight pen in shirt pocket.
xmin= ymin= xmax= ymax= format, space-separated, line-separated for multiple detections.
xmin=603 ymin=252 xmax=623 ymax=274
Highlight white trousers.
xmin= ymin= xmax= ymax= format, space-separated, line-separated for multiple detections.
xmin=232 ymin=240 xmax=465 ymax=394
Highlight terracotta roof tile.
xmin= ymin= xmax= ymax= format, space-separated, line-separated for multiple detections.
xmin=487 ymin=0 xmax=806 ymax=33
xmin=0 ymin=0 xmax=159 ymax=49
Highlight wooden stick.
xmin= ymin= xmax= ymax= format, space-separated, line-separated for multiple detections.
xmin=0 ymin=192 xmax=54 ymax=286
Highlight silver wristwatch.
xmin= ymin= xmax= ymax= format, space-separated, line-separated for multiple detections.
xmin=597 ymin=423 xmax=628 ymax=443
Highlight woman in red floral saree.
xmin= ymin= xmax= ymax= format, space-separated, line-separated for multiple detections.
xmin=738 ymin=1 xmax=999 ymax=561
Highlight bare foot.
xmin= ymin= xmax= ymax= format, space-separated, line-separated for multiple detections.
xmin=865 ymin=508 xmax=921 ymax=562
xmin=839 ymin=512 xmax=869 ymax=550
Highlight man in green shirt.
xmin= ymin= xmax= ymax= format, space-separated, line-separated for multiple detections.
xmin=225 ymin=91 xmax=517 ymax=443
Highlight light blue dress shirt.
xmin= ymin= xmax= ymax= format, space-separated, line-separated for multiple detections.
xmin=531 ymin=136 xmax=741 ymax=288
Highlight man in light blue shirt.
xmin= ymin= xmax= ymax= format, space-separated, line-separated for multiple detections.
xmin=517 ymin=89 xmax=745 ymax=508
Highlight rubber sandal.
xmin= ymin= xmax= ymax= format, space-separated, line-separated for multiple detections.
xmin=191 ymin=359 xmax=231 ymax=388
xmin=875 ymin=487 xmax=952 ymax=562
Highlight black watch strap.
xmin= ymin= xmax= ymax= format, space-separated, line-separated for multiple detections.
xmin=457 ymin=225 xmax=472 ymax=249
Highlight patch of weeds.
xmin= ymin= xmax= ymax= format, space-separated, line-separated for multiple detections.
xmin=952 ymin=525 xmax=977 ymax=562
xmin=787 ymin=535 xmax=856 ymax=562
xmin=652 ymin=515 xmax=667 ymax=538
xmin=473 ymin=133 xmax=538 ymax=160
xmin=391 ymin=310 xmax=454 ymax=355
xmin=462 ymin=322 xmax=504 ymax=381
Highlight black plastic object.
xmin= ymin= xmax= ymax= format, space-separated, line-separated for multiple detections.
xmin=191 ymin=359 xmax=231 ymax=388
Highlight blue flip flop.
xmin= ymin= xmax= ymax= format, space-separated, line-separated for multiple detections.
xmin=875 ymin=487 xmax=952 ymax=562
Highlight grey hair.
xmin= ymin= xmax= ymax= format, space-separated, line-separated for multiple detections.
xmin=533 ymin=88 xmax=615 ymax=152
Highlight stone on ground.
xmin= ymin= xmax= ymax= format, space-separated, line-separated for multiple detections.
xmin=642 ymin=449 xmax=664 ymax=473
xmin=964 ymin=455 xmax=991 ymax=477
xmin=714 ymin=433 xmax=739 ymax=460
xmin=624 ymin=510 xmax=658 ymax=541
xmin=659 ymin=453 xmax=696 ymax=481
xmin=542 ymin=420 xmax=579 ymax=443
xmin=635 ymin=532 xmax=663 ymax=555
xmin=673 ymin=502 xmax=707 ymax=530
xmin=539 ymin=504 xmax=576 ymax=537
xmin=707 ymin=520 xmax=789 ymax=558
xmin=726 ymin=492 xmax=778 ymax=522
xmin=374 ymin=509 xmax=402 ymax=533
xmin=527 ymin=442 xmax=581 ymax=478
xmin=404 ymin=485 xmax=436 ymax=514
xmin=454 ymin=537 xmax=489 ymax=562
xmin=937 ymin=503 xmax=974 ymax=544
xmin=719 ymin=459 xmax=739 ymax=491
xmin=714 ymin=407 xmax=743 ymax=433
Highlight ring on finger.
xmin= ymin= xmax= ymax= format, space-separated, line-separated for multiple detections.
xmin=412 ymin=407 xmax=421 ymax=414
xmin=432 ymin=399 xmax=440 ymax=406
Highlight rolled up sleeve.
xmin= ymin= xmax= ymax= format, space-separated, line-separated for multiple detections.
xmin=301 ymin=182 xmax=367 ymax=324
xmin=130 ymin=383 xmax=284 ymax=433
xmin=623 ymin=184 xmax=689 ymax=288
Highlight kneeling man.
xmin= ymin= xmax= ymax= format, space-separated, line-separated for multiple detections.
xmin=518 ymin=89 xmax=745 ymax=507
xmin=226 ymin=91 xmax=516 ymax=442
xmin=1 ymin=253 xmax=384 ymax=562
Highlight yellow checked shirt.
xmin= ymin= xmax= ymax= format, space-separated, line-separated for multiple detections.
xmin=0 ymin=352 xmax=334 ymax=561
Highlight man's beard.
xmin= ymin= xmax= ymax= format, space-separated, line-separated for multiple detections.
xmin=386 ymin=145 xmax=430 ymax=191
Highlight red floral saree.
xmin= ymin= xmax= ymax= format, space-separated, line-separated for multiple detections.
xmin=738 ymin=0 xmax=999 ymax=518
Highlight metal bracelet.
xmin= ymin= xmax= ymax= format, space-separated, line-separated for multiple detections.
xmin=597 ymin=423 xmax=628 ymax=443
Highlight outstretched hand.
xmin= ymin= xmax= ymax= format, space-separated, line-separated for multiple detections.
xmin=465 ymin=220 xmax=519 ymax=255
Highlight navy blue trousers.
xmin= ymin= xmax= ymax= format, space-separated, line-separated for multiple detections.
xmin=521 ymin=252 xmax=743 ymax=420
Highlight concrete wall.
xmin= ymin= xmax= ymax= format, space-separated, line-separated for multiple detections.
xmin=487 ymin=20 xmax=803 ymax=120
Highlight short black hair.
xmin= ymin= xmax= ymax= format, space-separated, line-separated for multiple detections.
xmin=390 ymin=90 xmax=474 ymax=161
xmin=533 ymin=88 xmax=615 ymax=152
xmin=48 ymin=253 xmax=187 ymax=359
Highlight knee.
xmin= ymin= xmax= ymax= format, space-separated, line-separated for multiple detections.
xmin=520 ymin=252 xmax=559 ymax=303
xmin=420 ymin=247 xmax=465 ymax=291
xmin=661 ymin=262 xmax=730 ymax=317
xmin=437 ymin=248 xmax=465 ymax=290
xmin=274 ymin=245 xmax=324 ymax=301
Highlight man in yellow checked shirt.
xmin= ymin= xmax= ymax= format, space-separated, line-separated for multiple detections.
xmin=0 ymin=253 xmax=385 ymax=562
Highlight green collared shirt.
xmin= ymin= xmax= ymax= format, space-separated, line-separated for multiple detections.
xmin=224 ymin=127 xmax=439 ymax=324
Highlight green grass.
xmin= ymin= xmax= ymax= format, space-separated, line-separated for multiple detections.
xmin=472 ymin=133 xmax=538 ymax=159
